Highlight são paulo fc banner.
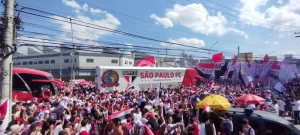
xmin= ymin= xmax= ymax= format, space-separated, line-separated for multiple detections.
xmin=136 ymin=56 xmax=156 ymax=67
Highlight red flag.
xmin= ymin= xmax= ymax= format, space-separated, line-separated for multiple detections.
xmin=0 ymin=100 xmax=8 ymax=120
xmin=262 ymin=54 xmax=269 ymax=63
xmin=191 ymin=87 xmax=198 ymax=93
xmin=136 ymin=56 xmax=155 ymax=67
xmin=143 ymin=123 xmax=154 ymax=135
xmin=193 ymin=121 xmax=199 ymax=135
xmin=196 ymin=63 xmax=215 ymax=75
xmin=212 ymin=53 xmax=223 ymax=63
xmin=202 ymin=104 xmax=211 ymax=113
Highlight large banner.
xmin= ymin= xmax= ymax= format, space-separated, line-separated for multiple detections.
xmin=196 ymin=63 xmax=215 ymax=79
xmin=196 ymin=63 xmax=215 ymax=74
xmin=240 ymin=62 xmax=250 ymax=85
xmin=279 ymin=63 xmax=297 ymax=82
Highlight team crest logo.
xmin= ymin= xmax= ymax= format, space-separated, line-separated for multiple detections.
xmin=101 ymin=70 xmax=119 ymax=87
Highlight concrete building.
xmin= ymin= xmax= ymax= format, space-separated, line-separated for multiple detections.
xmin=13 ymin=46 xmax=135 ymax=80
xmin=284 ymin=54 xmax=294 ymax=60
xmin=238 ymin=52 xmax=253 ymax=63
xmin=268 ymin=56 xmax=277 ymax=61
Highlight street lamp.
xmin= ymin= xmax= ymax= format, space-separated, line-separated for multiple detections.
xmin=208 ymin=41 xmax=219 ymax=58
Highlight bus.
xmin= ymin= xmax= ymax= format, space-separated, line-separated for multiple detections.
xmin=12 ymin=68 xmax=61 ymax=101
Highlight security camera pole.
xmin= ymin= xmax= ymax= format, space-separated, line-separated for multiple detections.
xmin=0 ymin=0 xmax=15 ymax=129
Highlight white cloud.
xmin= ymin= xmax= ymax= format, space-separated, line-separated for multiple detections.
xmin=73 ymin=9 xmax=81 ymax=14
xmin=228 ymin=28 xmax=249 ymax=39
xmin=265 ymin=40 xmax=270 ymax=44
xmin=285 ymin=51 xmax=296 ymax=55
xmin=278 ymin=34 xmax=284 ymax=38
xmin=273 ymin=41 xmax=280 ymax=44
xmin=161 ymin=38 xmax=205 ymax=48
xmin=82 ymin=3 xmax=89 ymax=12
xmin=151 ymin=3 xmax=248 ymax=38
xmin=52 ymin=12 xmax=121 ymax=41
xmin=90 ymin=8 xmax=103 ymax=15
xmin=239 ymin=0 xmax=300 ymax=31
xmin=62 ymin=0 xmax=81 ymax=10
xmin=278 ymin=0 xmax=283 ymax=4
xmin=264 ymin=40 xmax=280 ymax=45
xmin=150 ymin=14 xmax=173 ymax=28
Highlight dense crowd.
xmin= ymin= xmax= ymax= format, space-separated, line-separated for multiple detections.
xmin=3 ymin=78 xmax=300 ymax=135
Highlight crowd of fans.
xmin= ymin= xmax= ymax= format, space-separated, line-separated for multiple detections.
xmin=2 ymin=78 xmax=300 ymax=135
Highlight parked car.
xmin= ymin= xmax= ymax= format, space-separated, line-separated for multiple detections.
xmin=228 ymin=108 xmax=300 ymax=135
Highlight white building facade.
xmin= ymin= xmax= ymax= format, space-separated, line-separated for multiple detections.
xmin=13 ymin=46 xmax=135 ymax=79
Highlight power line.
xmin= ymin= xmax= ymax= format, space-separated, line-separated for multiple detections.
xmin=16 ymin=39 xmax=211 ymax=59
xmin=201 ymin=0 xmax=300 ymax=30
xmin=15 ymin=3 xmax=266 ymax=49
xmin=19 ymin=29 xmax=237 ymax=55
xmin=20 ymin=22 xmax=226 ymax=53
xmin=17 ymin=8 xmax=220 ymax=52
xmin=17 ymin=44 xmax=211 ymax=60
xmin=179 ymin=0 xmax=299 ymax=31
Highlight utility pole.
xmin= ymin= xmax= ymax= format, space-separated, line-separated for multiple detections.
xmin=165 ymin=49 xmax=168 ymax=58
xmin=60 ymin=47 xmax=62 ymax=79
xmin=208 ymin=41 xmax=219 ymax=58
xmin=237 ymin=46 xmax=240 ymax=63
xmin=70 ymin=18 xmax=75 ymax=80
xmin=1 ymin=0 xmax=15 ymax=129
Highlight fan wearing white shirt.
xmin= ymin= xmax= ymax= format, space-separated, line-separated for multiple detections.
xmin=292 ymin=98 xmax=300 ymax=125
xmin=277 ymin=99 xmax=285 ymax=117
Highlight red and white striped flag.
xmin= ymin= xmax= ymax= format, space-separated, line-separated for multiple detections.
xmin=108 ymin=106 xmax=133 ymax=123
xmin=203 ymin=104 xmax=211 ymax=113
xmin=193 ymin=120 xmax=199 ymax=135
xmin=208 ymin=80 xmax=215 ymax=91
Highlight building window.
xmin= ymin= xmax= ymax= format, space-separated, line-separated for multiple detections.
xmin=86 ymin=58 xmax=94 ymax=63
xmin=18 ymin=62 xmax=21 ymax=65
xmin=111 ymin=59 xmax=118 ymax=64
xmin=51 ymin=60 xmax=55 ymax=64
xmin=29 ymin=61 xmax=33 ymax=65
xmin=74 ymin=58 xmax=76 ymax=63
xmin=64 ymin=59 xmax=69 ymax=63
xmin=39 ymin=61 xmax=43 ymax=64
xmin=45 ymin=60 xmax=49 ymax=64
xmin=125 ymin=60 xmax=128 ymax=64
xmin=34 ymin=61 xmax=37 ymax=64
xmin=22 ymin=62 xmax=27 ymax=65
xmin=129 ymin=61 xmax=132 ymax=65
